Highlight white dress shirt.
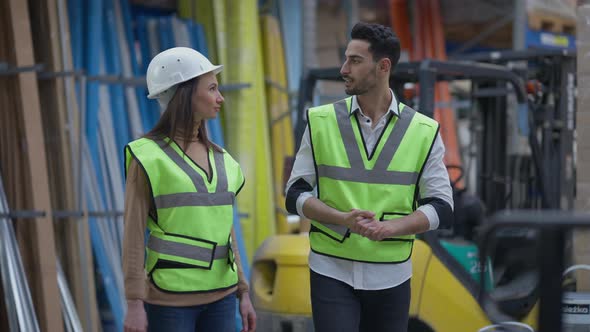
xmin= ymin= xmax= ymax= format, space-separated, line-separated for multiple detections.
xmin=286 ymin=90 xmax=453 ymax=290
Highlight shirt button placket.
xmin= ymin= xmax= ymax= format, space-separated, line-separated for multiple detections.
xmin=353 ymin=261 xmax=363 ymax=288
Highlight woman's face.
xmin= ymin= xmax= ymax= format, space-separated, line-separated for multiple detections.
xmin=191 ymin=71 xmax=224 ymax=122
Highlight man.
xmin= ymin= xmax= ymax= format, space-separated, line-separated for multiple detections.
xmin=285 ymin=22 xmax=453 ymax=331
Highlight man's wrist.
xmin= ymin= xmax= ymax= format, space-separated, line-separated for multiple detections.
xmin=338 ymin=211 xmax=350 ymax=227
xmin=384 ymin=219 xmax=399 ymax=238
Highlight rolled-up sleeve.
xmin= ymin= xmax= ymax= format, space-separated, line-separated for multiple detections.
xmin=285 ymin=126 xmax=317 ymax=218
xmin=416 ymin=133 xmax=454 ymax=230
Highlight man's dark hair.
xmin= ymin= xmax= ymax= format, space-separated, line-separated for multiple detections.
xmin=350 ymin=22 xmax=401 ymax=69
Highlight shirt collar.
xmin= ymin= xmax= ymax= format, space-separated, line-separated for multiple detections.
xmin=349 ymin=89 xmax=399 ymax=118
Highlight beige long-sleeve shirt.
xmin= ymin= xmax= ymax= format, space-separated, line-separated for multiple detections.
xmin=123 ymin=159 xmax=249 ymax=306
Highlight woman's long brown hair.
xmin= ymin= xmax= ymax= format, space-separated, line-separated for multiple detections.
xmin=144 ymin=76 xmax=222 ymax=152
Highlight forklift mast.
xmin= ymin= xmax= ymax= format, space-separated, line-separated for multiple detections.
xmin=296 ymin=50 xmax=576 ymax=216
xmin=453 ymin=49 xmax=576 ymax=212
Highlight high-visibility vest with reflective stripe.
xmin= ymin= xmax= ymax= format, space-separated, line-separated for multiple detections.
xmin=125 ymin=137 xmax=244 ymax=293
xmin=308 ymin=97 xmax=438 ymax=263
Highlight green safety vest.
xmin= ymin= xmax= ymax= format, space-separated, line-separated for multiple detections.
xmin=308 ymin=97 xmax=438 ymax=263
xmin=125 ymin=137 xmax=244 ymax=293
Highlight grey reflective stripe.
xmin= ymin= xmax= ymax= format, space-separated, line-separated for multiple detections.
xmin=318 ymin=165 xmax=419 ymax=185
xmin=322 ymin=223 xmax=348 ymax=237
xmin=334 ymin=100 xmax=364 ymax=168
xmin=147 ymin=236 xmax=229 ymax=262
xmin=213 ymin=150 xmax=228 ymax=192
xmin=155 ymin=192 xmax=235 ymax=209
xmin=374 ymin=106 xmax=416 ymax=170
xmin=155 ymin=140 xmax=207 ymax=192
xmin=328 ymin=101 xmax=419 ymax=185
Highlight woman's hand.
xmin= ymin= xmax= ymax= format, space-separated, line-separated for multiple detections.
xmin=124 ymin=299 xmax=147 ymax=332
xmin=239 ymin=292 xmax=257 ymax=332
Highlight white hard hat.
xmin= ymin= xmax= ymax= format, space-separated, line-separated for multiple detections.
xmin=146 ymin=47 xmax=223 ymax=104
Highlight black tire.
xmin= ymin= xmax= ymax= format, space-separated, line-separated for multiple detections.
xmin=408 ymin=318 xmax=436 ymax=332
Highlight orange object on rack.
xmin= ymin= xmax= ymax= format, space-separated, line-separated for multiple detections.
xmin=389 ymin=0 xmax=413 ymax=55
xmin=429 ymin=0 xmax=464 ymax=189
xmin=390 ymin=0 xmax=464 ymax=189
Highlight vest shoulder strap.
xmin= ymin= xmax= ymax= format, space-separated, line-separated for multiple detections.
xmin=127 ymin=137 xmax=155 ymax=151
xmin=308 ymin=97 xmax=352 ymax=117
xmin=402 ymin=104 xmax=439 ymax=130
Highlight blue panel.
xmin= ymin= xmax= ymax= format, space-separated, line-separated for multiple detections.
xmin=137 ymin=15 xmax=163 ymax=128
xmin=277 ymin=0 xmax=303 ymax=92
xmin=85 ymin=0 xmax=103 ymax=145
xmin=88 ymin=214 xmax=124 ymax=332
xmin=525 ymin=29 xmax=576 ymax=51
xmin=135 ymin=15 xmax=152 ymax=74
xmin=195 ymin=24 xmax=209 ymax=57
xmin=517 ymin=103 xmax=529 ymax=136
xmin=104 ymin=0 xmax=131 ymax=166
xmin=158 ymin=16 xmax=175 ymax=50
xmin=67 ymin=0 xmax=84 ymax=71
xmin=135 ymin=15 xmax=158 ymax=131
xmin=69 ymin=1 xmax=126 ymax=330
xmin=120 ymin=0 xmax=150 ymax=137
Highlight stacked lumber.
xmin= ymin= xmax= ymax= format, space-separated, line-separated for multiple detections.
xmin=527 ymin=0 xmax=577 ymax=34
xmin=527 ymin=10 xmax=576 ymax=34
xmin=27 ymin=0 xmax=100 ymax=330
xmin=0 ymin=0 xmax=103 ymax=331
xmin=0 ymin=0 xmax=62 ymax=331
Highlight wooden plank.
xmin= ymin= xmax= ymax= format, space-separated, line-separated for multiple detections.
xmin=54 ymin=0 xmax=102 ymax=327
xmin=0 ymin=0 xmax=33 ymax=306
xmin=528 ymin=9 xmax=576 ymax=34
xmin=50 ymin=0 xmax=102 ymax=326
xmin=0 ymin=15 xmax=11 ymax=318
xmin=5 ymin=0 xmax=63 ymax=330
xmin=28 ymin=0 xmax=71 ymax=204
xmin=27 ymin=0 xmax=100 ymax=330
xmin=53 ymin=0 xmax=102 ymax=331
xmin=0 ymin=0 xmax=29 ymax=224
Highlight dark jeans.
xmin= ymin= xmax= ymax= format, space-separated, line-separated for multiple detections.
xmin=144 ymin=293 xmax=236 ymax=332
xmin=310 ymin=269 xmax=411 ymax=332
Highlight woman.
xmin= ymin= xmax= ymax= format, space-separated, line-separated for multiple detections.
xmin=123 ymin=47 xmax=256 ymax=332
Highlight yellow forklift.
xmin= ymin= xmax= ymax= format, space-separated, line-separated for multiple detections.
xmin=251 ymin=49 xmax=576 ymax=332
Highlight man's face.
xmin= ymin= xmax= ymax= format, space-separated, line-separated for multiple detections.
xmin=340 ymin=39 xmax=378 ymax=96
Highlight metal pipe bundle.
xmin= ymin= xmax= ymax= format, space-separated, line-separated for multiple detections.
xmin=0 ymin=172 xmax=40 ymax=332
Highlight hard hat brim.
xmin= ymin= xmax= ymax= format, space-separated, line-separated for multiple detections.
xmin=147 ymin=64 xmax=224 ymax=99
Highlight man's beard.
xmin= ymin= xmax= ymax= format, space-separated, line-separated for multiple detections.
xmin=344 ymin=74 xmax=375 ymax=96
xmin=344 ymin=79 xmax=374 ymax=95
xmin=345 ymin=86 xmax=367 ymax=95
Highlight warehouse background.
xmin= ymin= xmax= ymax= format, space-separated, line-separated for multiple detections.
xmin=0 ymin=0 xmax=588 ymax=331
